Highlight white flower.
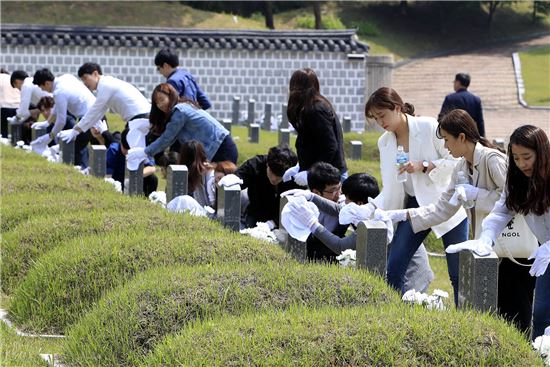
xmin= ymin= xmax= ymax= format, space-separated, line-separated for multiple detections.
xmin=336 ymin=249 xmax=356 ymax=268
xmin=0 ymin=138 xmax=10 ymax=145
xmin=240 ymin=222 xmax=278 ymax=244
xmin=104 ymin=177 xmax=122 ymax=192
xmin=148 ymin=191 xmax=167 ymax=207
xmin=432 ymin=289 xmax=449 ymax=299
xmin=402 ymin=289 xmax=447 ymax=311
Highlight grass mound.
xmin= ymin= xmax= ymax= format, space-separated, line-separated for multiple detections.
xmin=142 ymin=305 xmax=542 ymax=366
xmin=9 ymin=224 xmax=289 ymax=333
xmin=63 ymin=263 xmax=397 ymax=366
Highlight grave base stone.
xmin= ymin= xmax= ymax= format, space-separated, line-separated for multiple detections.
xmin=124 ymin=161 xmax=144 ymax=196
xmin=458 ymin=251 xmax=498 ymax=312
xmin=89 ymin=145 xmax=107 ymax=177
xmin=166 ymin=165 xmax=188 ymax=203
xmin=217 ymin=184 xmax=241 ymax=231
xmin=59 ymin=139 xmax=75 ymax=165
xmin=356 ymin=220 xmax=388 ymax=276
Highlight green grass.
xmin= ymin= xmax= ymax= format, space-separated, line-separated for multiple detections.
xmin=63 ymin=262 xmax=397 ymax=367
xmin=142 ymin=305 xmax=541 ymax=366
xmin=519 ymin=45 xmax=550 ymax=106
xmin=0 ymin=322 xmax=59 ymax=367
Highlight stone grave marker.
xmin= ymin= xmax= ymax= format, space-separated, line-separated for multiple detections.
xmin=166 ymin=164 xmax=188 ymax=203
xmin=356 ymin=220 xmax=388 ymax=276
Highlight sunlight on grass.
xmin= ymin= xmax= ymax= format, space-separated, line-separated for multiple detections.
xmin=519 ymin=45 xmax=550 ymax=107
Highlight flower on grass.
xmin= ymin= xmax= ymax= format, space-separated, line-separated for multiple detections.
xmin=240 ymin=222 xmax=278 ymax=244
xmin=402 ymin=289 xmax=448 ymax=311
xmin=148 ymin=191 xmax=167 ymax=208
xmin=533 ymin=327 xmax=550 ymax=366
xmin=336 ymin=249 xmax=356 ymax=268
xmin=104 ymin=177 xmax=122 ymax=192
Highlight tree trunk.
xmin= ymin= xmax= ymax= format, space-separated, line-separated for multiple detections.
xmin=264 ymin=1 xmax=274 ymax=29
xmin=486 ymin=1 xmax=500 ymax=29
xmin=313 ymin=2 xmax=322 ymax=29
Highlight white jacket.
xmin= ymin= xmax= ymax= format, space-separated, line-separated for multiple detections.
xmin=373 ymin=114 xmax=467 ymax=238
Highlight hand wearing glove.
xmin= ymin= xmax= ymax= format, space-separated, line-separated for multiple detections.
xmin=126 ymin=147 xmax=148 ymax=171
xmin=339 ymin=202 xmax=375 ymax=225
xmin=31 ymin=121 xmax=50 ymax=129
xmin=456 ymin=184 xmax=479 ymax=201
xmin=288 ymin=201 xmax=320 ymax=232
xmin=57 ymin=128 xmax=80 ymax=143
xmin=7 ymin=116 xmax=19 ymax=124
xmin=293 ymin=170 xmax=308 ymax=187
xmin=265 ymin=220 xmax=276 ymax=231
xmin=93 ymin=120 xmax=108 ymax=134
xmin=445 ymin=234 xmax=493 ymax=257
xmin=30 ymin=134 xmax=52 ymax=146
xmin=528 ymin=241 xmax=550 ymax=277
xmin=281 ymin=189 xmax=313 ymax=201
xmin=218 ymin=174 xmax=243 ymax=187
xmin=376 ymin=208 xmax=408 ymax=223
xmin=372 ymin=208 xmax=395 ymax=243
xmin=282 ymin=164 xmax=300 ymax=182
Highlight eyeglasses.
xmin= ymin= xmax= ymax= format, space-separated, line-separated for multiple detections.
xmin=322 ymin=183 xmax=342 ymax=196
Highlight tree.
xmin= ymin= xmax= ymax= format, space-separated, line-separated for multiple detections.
xmin=313 ymin=2 xmax=322 ymax=29
xmin=533 ymin=0 xmax=550 ymax=22
xmin=484 ymin=1 xmax=502 ymax=29
xmin=264 ymin=1 xmax=274 ymax=29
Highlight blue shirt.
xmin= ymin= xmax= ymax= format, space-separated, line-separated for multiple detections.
xmin=167 ymin=68 xmax=212 ymax=110
xmin=107 ymin=142 xmax=154 ymax=184
xmin=144 ymin=103 xmax=229 ymax=161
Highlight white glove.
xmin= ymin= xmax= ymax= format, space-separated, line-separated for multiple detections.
xmin=528 ymin=241 xmax=550 ymax=277
xmin=280 ymin=189 xmax=313 ymax=201
xmin=373 ymin=208 xmax=395 ymax=243
xmin=126 ymin=147 xmax=147 ymax=171
xmin=376 ymin=208 xmax=408 ymax=223
xmin=339 ymin=202 xmax=375 ymax=225
xmin=288 ymin=201 xmax=319 ymax=231
xmin=218 ymin=174 xmax=243 ymax=188
xmin=57 ymin=128 xmax=80 ymax=143
xmin=445 ymin=234 xmax=493 ymax=257
xmin=7 ymin=116 xmax=19 ymax=124
xmin=93 ymin=120 xmax=108 ymax=134
xmin=293 ymin=170 xmax=308 ymax=186
xmin=30 ymin=134 xmax=51 ymax=146
xmin=31 ymin=121 xmax=50 ymax=129
xmin=282 ymin=164 xmax=300 ymax=182
xmin=265 ymin=220 xmax=276 ymax=230
xmin=457 ymin=184 xmax=479 ymax=201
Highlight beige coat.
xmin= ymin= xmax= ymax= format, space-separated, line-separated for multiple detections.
xmin=409 ymin=142 xmax=508 ymax=237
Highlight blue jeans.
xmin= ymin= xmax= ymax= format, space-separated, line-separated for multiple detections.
xmin=211 ymin=134 xmax=238 ymax=164
xmin=386 ymin=196 xmax=468 ymax=306
xmin=532 ymin=263 xmax=550 ymax=339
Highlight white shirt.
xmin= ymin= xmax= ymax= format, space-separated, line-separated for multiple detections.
xmin=76 ymin=75 xmax=151 ymax=132
xmin=16 ymin=77 xmax=51 ymax=120
xmin=0 ymin=74 xmax=20 ymax=108
xmin=51 ymin=74 xmax=96 ymax=136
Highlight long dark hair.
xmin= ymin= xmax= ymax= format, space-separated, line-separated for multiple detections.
xmin=436 ymin=109 xmax=495 ymax=148
xmin=505 ymin=125 xmax=550 ymax=216
xmin=179 ymin=140 xmax=214 ymax=193
xmin=149 ymin=83 xmax=198 ymax=136
xmin=365 ymin=87 xmax=415 ymax=119
xmin=286 ymin=68 xmax=334 ymax=130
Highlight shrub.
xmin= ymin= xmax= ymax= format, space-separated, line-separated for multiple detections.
xmin=142 ymin=305 xmax=542 ymax=366
xmin=63 ymin=263 xmax=397 ymax=366
xmin=295 ymin=14 xmax=345 ymax=30
xmin=9 ymin=224 xmax=289 ymax=333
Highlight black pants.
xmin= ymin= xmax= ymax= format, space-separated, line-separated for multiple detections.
xmin=497 ymin=257 xmax=536 ymax=334
xmin=143 ymin=174 xmax=158 ymax=197
xmin=0 ymin=107 xmax=17 ymax=138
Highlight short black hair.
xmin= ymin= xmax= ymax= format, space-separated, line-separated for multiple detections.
xmin=10 ymin=70 xmax=28 ymax=88
xmin=307 ymin=162 xmax=340 ymax=193
xmin=32 ymin=69 xmax=55 ymax=86
xmin=120 ymin=128 xmax=130 ymax=150
xmin=78 ymin=62 xmax=102 ymax=78
xmin=266 ymin=144 xmax=298 ymax=177
xmin=342 ymin=173 xmax=379 ymax=204
xmin=154 ymin=48 xmax=179 ymax=68
xmin=37 ymin=96 xmax=55 ymax=111
xmin=455 ymin=73 xmax=470 ymax=88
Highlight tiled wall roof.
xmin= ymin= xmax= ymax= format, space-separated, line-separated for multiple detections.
xmin=2 ymin=24 xmax=369 ymax=54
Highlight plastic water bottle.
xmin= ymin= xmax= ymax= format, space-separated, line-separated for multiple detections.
xmin=396 ymin=145 xmax=408 ymax=183
xmin=456 ymin=171 xmax=474 ymax=209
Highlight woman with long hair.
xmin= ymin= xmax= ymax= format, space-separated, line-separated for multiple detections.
xmin=178 ymin=140 xmax=216 ymax=208
xmin=447 ymin=125 xmax=550 ymax=340
xmin=284 ymin=68 xmax=347 ymax=184
xmin=364 ymin=87 xmax=468 ymax=305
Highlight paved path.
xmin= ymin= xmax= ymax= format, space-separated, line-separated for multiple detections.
xmin=393 ymin=34 xmax=550 ymax=140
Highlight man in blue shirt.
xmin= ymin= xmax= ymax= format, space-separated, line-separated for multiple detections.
xmin=154 ymin=48 xmax=212 ymax=110
xmin=439 ymin=73 xmax=485 ymax=137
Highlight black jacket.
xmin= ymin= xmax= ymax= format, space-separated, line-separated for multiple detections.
xmin=439 ymin=89 xmax=485 ymax=137
xmin=236 ymin=155 xmax=299 ymax=226
xmin=294 ymin=101 xmax=347 ymax=174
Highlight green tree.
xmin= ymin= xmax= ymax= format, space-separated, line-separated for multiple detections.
xmin=533 ymin=0 xmax=550 ymax=22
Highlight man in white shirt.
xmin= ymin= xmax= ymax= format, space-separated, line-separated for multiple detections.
xmin=0 ymin=69 xmax=20 ymax=138
xmin=32 ymin=68 xmax=103 ymax=167
xmin=57 ymin=62 xmax=151 ymax=144
xmin=10 ymin=70 xmax=51 ymax=123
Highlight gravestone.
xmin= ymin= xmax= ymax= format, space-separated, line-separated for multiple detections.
xmin=124 ymin=161 xmax=144 ymax=196
xmin=166 ymin=164 xmax=188 ymax=203
xmin=342 ymin=116 xmax=351 ymax=133
xmin=217 ymin=183 xmax=241 ymax=231
xmin=31 ymin=127 xmax=48 ymax=141
xmin=247 ymin=99 xmax=255 ymax=126
xmin=59 ymin=139 xmax=75 ymax=165
xmin=232 ymin=96 xmax=240 ymax=125
xmin=356 ymin=220 xmax=388 ymax=276
xmin=222 ymin=118 xmax=232 ymax=133
xmin=262 ymin=102 xmax=272 ymax=130
xmin=280 ymin=103 xmax=289 ymax=129
xmin=88 ymin=145 xmax=107 ymax=177
xmin=458 ymin=251 xmax=498 ymax=312
xmin=278 ymin=195 xmax=307 ymax=263
xmin=278 ymin=128 xmax=290 ymax=146
xmin=350 ymin=140 xmax=363 ymax=160
xmin=249 ymin=123 xmax=260 ymax=143
xmin=8 ymin=121 xmax=22 ymax=146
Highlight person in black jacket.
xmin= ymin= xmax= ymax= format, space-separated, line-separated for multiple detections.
xmin=439 ymin=73 xmax=485 ymax=137
xmin=236 ymin=145 xmax=299 ymax=229
xmin=284 ymin=68 xmax=347 ymax=186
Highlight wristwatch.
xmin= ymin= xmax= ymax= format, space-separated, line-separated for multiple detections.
xmin=422 ymin=161 xmax=429 ymax=173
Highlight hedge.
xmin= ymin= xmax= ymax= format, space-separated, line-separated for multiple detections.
xmin=142 ymin=305 xmax=543 ymax=366
xmin=9 ymin=224 xmax=290 ymax=333
xmin=63 ymin=263 xmax=397 ymax=366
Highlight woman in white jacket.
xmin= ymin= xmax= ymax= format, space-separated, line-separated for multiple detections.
xmin=447 ymin=125 xmax=550 ymax=340
xmin=365 ymin=87 xmax=468 ymax=305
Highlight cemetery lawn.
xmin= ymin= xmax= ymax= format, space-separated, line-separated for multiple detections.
xmin=519 ymin=45 xmax=550 ymax=106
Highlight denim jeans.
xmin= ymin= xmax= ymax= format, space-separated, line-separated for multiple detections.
xmin=386 ymin=196 xmax=469 ymax=305
xmin=532 ymin=263 xmax=550 ymax=339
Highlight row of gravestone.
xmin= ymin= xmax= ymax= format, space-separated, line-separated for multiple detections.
xmin=7 ymin=120 xmax=499 ymax=313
